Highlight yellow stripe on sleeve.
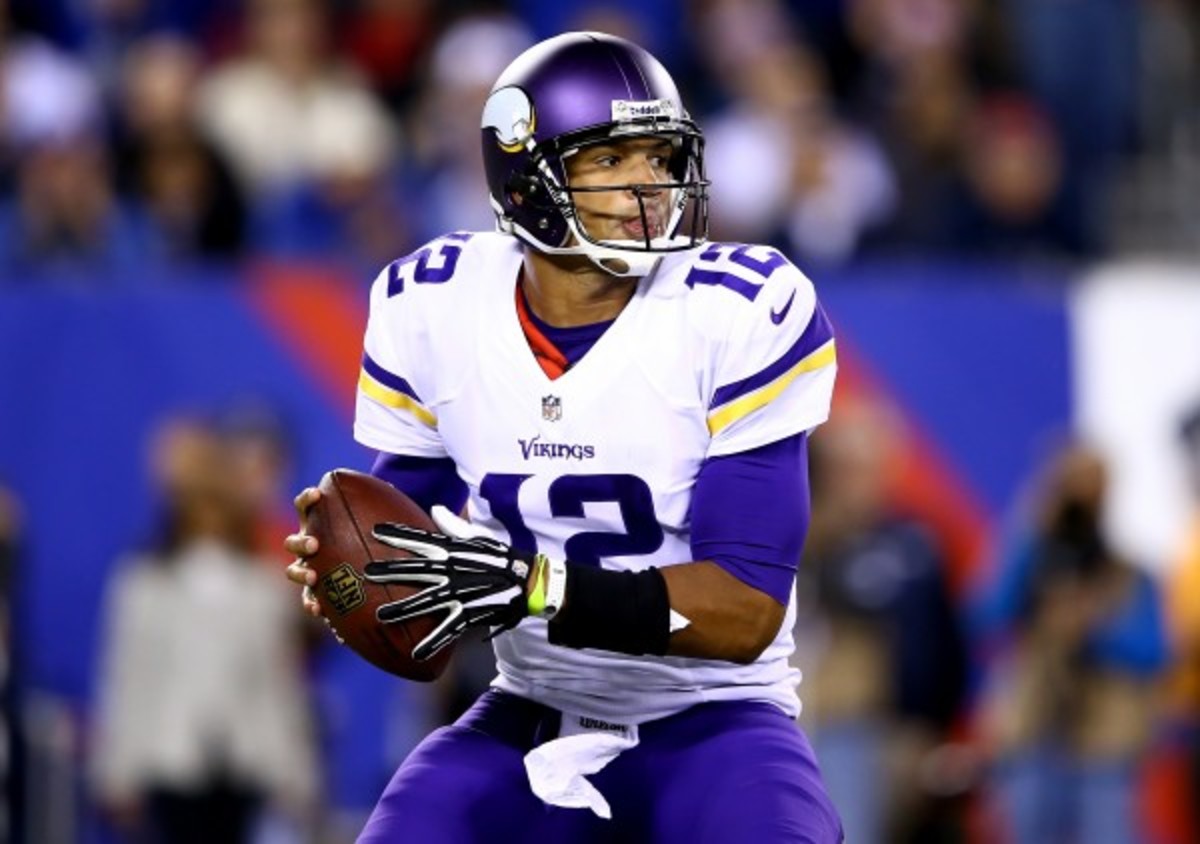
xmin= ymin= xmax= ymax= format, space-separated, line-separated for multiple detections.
xmin=707 ymin=340 xmax=836 ymax=436
xmin=358 ymin=371 xmax=438 ymax=428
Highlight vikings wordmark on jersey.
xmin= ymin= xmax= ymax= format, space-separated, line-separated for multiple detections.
xmin=354 ymin=231 xmax=836 ymax=723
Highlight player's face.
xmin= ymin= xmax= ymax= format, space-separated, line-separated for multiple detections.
xmin=564 ymin=136 xmax=674 ymax=242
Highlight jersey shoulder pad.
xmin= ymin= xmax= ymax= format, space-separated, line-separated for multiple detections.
xmin=667 ymin=241 xmax=816 ymax=341
xmin=368 ymin=231 xmax=515 ymax=309
xmin=674 ymin=243 xmax=836 ymax=449
xmin=362 ymin=232 xmax=516 ymax=411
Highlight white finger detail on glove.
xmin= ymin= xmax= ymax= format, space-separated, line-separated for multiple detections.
xmin=373 ymin=530 xmax=452 ymax=561
xmin=430 ymin=505 xmax=493 ymax=541
xmin=363 ymin=518 xmax=532 ymax=660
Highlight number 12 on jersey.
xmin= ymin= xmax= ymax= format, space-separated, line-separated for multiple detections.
xmin=387 ymin=232 xmax=474 ymax=296
xmin=683 ymin=243 xmax=788 ymax=302
xmin=480 ymin=473 xmax=663 ymax=566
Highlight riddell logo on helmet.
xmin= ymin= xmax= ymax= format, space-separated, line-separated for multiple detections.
xmin=611 ymin=99 xmax=677 ymax=122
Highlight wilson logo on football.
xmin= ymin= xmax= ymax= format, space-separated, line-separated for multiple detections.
xmin=322 ymin=563 xmax=367 ymax=616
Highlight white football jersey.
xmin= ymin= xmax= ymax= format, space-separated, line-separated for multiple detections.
xmin=355 ymin=232 xmax=836 ymax=723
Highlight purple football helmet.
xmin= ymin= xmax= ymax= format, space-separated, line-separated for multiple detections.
xmin=481 ymin=32 xmax=709 ymax=276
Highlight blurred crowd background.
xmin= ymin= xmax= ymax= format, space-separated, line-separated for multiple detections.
xmin=1 ymin=0 xmax=1199 ymax=843
xmin=0 ymin=0 xmax=1195 ymax=274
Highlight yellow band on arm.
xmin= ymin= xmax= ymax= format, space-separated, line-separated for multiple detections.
xmin=527 ymin=554 xmax=549 ymax=616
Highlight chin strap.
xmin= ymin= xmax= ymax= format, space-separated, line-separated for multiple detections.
xmin=496 ymin=214 xmax=667 ymax=278
xmin=490 ymin=183 xmax=691 ymax=279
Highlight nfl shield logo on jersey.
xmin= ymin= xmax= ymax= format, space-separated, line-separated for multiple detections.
xmin=542 ymin=395 xmax=562 ymax=422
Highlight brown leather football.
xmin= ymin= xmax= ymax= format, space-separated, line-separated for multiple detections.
xmin=305 ymin=468 xmax=454 ymax=681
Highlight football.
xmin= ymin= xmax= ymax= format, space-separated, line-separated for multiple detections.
xmin=306 ymin=468 xmax=454 ymax=681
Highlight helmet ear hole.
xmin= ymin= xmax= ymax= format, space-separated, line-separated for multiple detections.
xmin=504 ymin=174 xmax=532 ymax=207
xmin=506 ymin=171 xmax=553 ymax=211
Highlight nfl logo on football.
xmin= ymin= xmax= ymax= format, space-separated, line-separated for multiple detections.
xmin=542 ymin=395 xmax=562 ymax=422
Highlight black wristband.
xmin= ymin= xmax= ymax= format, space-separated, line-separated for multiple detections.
xmin=547 ymin=565 xmax=671 ymax=656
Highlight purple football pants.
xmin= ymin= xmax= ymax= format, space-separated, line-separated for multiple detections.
xmin=359 ymin=689 xmax=843 ymax=843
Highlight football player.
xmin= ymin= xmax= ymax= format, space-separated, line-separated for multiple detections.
xmin=286 ymin=32 xmax=842 ymax=843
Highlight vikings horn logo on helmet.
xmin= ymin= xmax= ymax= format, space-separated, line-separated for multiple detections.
xmin=483 ymin=86 xmax=536 ymax=154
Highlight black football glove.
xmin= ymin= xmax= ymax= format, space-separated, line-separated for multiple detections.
xmin=365 ymin=507 xmax=537 ymax=661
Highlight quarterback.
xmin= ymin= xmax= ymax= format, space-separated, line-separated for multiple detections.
xmin=287 ymin=32 xmax=842 ymax=842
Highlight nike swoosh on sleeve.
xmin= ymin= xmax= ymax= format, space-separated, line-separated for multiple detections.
xmin=769 ymin=290 xmax=796 ymax=325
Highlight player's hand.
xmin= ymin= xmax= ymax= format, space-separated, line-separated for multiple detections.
xmin=284 ymin=486 xmax=322 ymax=618
xmin=365 ymin=506 xmax=539 ymax=661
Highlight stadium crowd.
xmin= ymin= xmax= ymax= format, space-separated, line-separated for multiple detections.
xmin=0 ymin=0 xmax=1195 ymax=279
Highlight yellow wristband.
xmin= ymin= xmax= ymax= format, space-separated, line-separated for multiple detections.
xmin=526 ymin=554 xmax=549 ymax=616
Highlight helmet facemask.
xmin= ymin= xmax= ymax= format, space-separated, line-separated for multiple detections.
xmin=489 ymin=120 xmax=709 ymax=277
xmin=481 ymin=34 xmax=711 ymax=276
xmin=555 ymin=129 xmax=709 ymax=276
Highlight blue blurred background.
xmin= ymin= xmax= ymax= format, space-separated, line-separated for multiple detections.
xmin=1 ymin=1 xmax=1199 ymax=842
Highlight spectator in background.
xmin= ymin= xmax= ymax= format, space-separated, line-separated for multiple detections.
xmin=974 ymin=442 xmax=1169 ymax=844
xmin=196 ymin=0 xmax=403 ymax=265
xmin=91 ymin=416 xmax=318 ymax=844
xmin=841 ymin=0 xmax=1093 ymax=260
xmin=197 ymin=0 xmax=394 ymax=195
xmin=867 ymin=42 xmax=975 ymax=250
xmin=0 ymin=35 xmax=148 ymax=276
xmin=216 ymin=401 xmax=298 ymax=566
xmin=844 ymin=0 xmax=983 ymax=139
xmin=837 ymin=0 xmax=1090 ymax=260
xmin=781 ymin=0 xmax=865 ymax=103
xmin=699 ymin=10 xmax=819 ymax=242
xmin=795 ymin=397 xmax=970 ymax=844
xmin=1002 ymin=0 xmax=1139 ymax=254
xmin=341 ymin=0 xmax=437 ymax=114
xmin=699 ymin=1 xmax=895 ymax=264
xmin=113 ymin=34 xmax=247 ymax=261
xmin=948 ymin=93 xmax=1085 ymax=259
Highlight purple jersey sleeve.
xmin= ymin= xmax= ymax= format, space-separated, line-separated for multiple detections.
xmin=370 ymin=452 xmax=469 ymax=515
xmin=690 ymin=432 xmax=810 ymax=605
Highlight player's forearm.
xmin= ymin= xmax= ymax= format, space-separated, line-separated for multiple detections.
xmin=542 ymin=558 xmax=785 ymax=665
xmin=660 ymin=560 xmax=786 ymax=664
